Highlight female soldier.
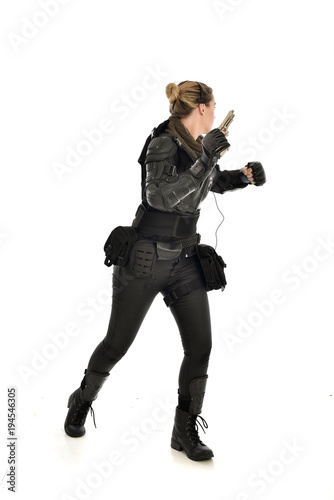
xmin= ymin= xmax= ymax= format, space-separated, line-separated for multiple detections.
xmin=64 ymin=80 xmax=266 ymax=461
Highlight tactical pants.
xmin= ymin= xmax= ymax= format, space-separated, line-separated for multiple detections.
xmin=87 ymin=249 xmax=212 ymax=398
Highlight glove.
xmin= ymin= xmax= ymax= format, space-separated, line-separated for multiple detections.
xmin=247 ymin=162 xmax=266 ymax=186
xmin=201 ymin=128 xmax=230 ymax=168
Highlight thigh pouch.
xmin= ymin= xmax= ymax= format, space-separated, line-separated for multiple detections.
xmin=129 ymin=240 xmax=156 ymax=278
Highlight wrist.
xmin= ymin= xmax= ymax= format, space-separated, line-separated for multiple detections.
xmin=239 ymin=168 xmax=251 ymax=184
xmin=201 ymin=147 xmax=219 ymax=171
xmin=189 ymin=158 xmax=207 ymax=178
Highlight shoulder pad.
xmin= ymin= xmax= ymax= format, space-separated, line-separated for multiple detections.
xmin=146 ymin=134 xmax=178 ymax=163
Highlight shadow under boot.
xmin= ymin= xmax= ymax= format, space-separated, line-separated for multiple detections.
xmin=171 ymin=375 xmax=214 ymax=461
xmin=64 ymin=369 xmax=109 ymax=438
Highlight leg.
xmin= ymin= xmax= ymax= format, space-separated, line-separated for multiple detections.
xmin=87 ymin=264 xmax=158 ymax=372
xmin=64 ymin=265 xmax=158 ymax=437
xmin=170 ymin=285 xmax=212 ymax=399
xmin=165 ymin=256 xmax=214 ymax=460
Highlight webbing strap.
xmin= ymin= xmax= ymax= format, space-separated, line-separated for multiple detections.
xmin=179 ymin=234 xmax=201 ymax=248
xmin=163 ymin=277 xmax=204 ymax=307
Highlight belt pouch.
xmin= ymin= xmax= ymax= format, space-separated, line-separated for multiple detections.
xmin=103 ymin=226 xmax=138 ymax=267
xmin=156 ymin=241 xmax=182 ymax=260
xmin=197 ymin=244 xmax=227 ymax=291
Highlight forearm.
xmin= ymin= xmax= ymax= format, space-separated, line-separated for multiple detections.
xmin=210 ymin=168 xmax=250 ymax=194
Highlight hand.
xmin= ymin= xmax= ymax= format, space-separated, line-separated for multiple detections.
xmin=221 ymin=128 xmax=230 ymax=151
xmin=241 ymin=165 xmax=255 ymax=184
xmin=201 ymin=128 xmax=230 ymax=167
xmin=242 ymin=162 xmax=266 ymax=186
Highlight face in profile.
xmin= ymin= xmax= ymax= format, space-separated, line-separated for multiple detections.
xmin=202 ymin=97 xmax=216 ymax=134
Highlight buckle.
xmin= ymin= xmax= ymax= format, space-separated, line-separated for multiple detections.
xmin=163 ymin=290 xmax=178 ymax=307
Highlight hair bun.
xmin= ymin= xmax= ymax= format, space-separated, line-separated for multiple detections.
xmin=166 ymin=82 xmax=180 ymax=104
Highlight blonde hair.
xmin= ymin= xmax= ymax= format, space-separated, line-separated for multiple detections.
xmin=165 ymin=80 xmax=213 ymax=118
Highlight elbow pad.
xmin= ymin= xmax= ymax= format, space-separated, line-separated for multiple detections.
xmin=144 ymin=134 xmax=215 ymax=211
xmin=146 ymin=172 xmax=199 ymax=210
xmin=145 ymin=134 xmax=200 ymax=210
xmin=159 ymin=173 xmax=199 ymax=208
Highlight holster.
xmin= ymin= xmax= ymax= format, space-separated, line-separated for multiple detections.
xmin=103 ymin=226 xmax=138 ymax=267
xmin=197 ymin=244 xmax=227 ymax=291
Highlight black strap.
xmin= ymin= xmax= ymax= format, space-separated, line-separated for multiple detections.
xmin=163 ymin=277 xmax=204 ymax=307
xmin=179 ymin=234 xmax=201 ymax=248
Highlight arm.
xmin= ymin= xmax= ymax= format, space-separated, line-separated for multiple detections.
xmin=210 ymin=162 xmax=266 ymax=194
xmin=210 ymin=167 xmax=250 ymax=194
xmin=145 ymin=131 xmax=229 ymax=211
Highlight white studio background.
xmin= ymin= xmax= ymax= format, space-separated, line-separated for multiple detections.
xmin=0 ymin=0 xmax=334 ymax=499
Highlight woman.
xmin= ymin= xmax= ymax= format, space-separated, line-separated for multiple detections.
xmin=64 ymin=80 xmax=266 ymax=461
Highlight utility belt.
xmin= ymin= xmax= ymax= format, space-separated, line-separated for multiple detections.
xmin=103 ymin=225 xmax=200 ymax=272
xmin=103 ymin=215 xmax=227 ymax=301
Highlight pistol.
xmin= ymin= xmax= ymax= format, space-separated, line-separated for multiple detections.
xmin=217 ymin=110 xmax=235 ymax=157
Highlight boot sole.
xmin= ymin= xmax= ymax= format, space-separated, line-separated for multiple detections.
xmin=64 ymin=427 xmax=86 ymax=438
xmin=171 ymin=438 xmax=214 ymax=461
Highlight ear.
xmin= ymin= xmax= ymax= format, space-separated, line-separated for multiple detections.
xmin=199 ymin=104 xmax=205 ymax=115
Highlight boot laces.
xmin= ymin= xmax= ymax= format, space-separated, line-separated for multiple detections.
xmin=73 ymin=401 xmax=97 ymax=428
xmin=186 ymin=415 xmax=208 ymax=445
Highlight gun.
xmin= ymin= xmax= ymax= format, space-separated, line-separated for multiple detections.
xmin=217 ymin=110 xmax=235 ymax=157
